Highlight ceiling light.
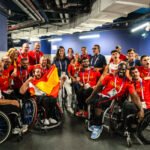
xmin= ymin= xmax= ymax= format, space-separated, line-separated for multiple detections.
xmin=48 ymin=38 xmax=62 ymax=42
xmin=79 ymin=34 xmax=100 ymax=40
xmin=131 ymin=22 xmax=149 ymax=32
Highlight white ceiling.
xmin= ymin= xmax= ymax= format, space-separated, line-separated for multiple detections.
xmin=11 ymin=0 xmax=150 ymax=40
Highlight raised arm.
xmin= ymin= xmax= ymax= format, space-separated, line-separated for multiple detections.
xmin=20 ymin=77 xmax=33 ymax=94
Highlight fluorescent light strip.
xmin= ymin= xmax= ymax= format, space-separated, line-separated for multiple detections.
xmin=48 ymin=38 xmax=62 ymax=42
xmin=79 ymin=34 xmax=100 ymax=39
xmin=131 ymin=22 xmax=149 ymax=32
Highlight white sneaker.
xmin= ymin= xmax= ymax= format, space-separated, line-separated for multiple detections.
xmin=49 ymin=118 xmax=57 ymax=124
xmin=67 ymin=107 xmax=74 ymax=114
xmin=41 ymin=119 xmax=50 ymax=125
xmin=12 ymin=127 xmax=21 ymax=134
xmin=21 ymin=124 xmax=28 ymax=133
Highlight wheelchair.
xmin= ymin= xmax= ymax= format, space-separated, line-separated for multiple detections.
xmin=0 ymin=111 xmax=11 ymax=144
xmin=87 ymin=99 xmax=150 ymax=147
xmin=102 ymin=100 xmax=150 ymax=147
xmin=22 ymin=97 xmax=63 ymax=130
xmin=0 ymin=108 xmax=25 ymax=144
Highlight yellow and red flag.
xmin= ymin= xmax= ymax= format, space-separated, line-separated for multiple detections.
xmin=31 ymin=65 xmax=60 ymax=98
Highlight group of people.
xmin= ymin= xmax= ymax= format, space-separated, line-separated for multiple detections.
xmin=0 ymin=42 xmax=150 ymax=140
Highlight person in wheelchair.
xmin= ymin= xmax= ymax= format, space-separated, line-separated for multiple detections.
xmin=86 ymin=63 xmax=144 ymax=140
xmin=0 ymin=62 xmax=28 ymax=135
xmin=75 ymin=57 xmax=101 ymax=118
xmin=20 ymin=67 xmax=58 ymax=126
xmin=124 ymin=67 xmax=150 ymax=118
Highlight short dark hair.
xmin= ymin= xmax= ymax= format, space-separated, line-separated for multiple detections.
xmin=116 ymin=45 xmax=121 ymax=49
xmin=94 ymin=44 xmax=100 ymax=52
xmin=127 ymin=48 xmax=135 ymax=53
xmin=67 ymin=48 xmax=74 ymax=53
xmin=140 ymin=55 xmax=148 ymax=61
xmin=81 ymin=46 xmax=86 ymax=49
xmin=111 ymin=50 xmax=120 ymax=54
xmin=129 ymin=66 xmax=137 ymax=75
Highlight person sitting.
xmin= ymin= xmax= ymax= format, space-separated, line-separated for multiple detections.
xmin=75 ymin=57 xmax=101 ymax=118
xmin=86 ymin=63 xmax=144 ymax=140
xmin=129 ymin=67 xmax=150 ymax=110
xmin=20 ymin=67 xmax=58 ymax=125
xmin=0 ymin=62 xmax=28 ymax=134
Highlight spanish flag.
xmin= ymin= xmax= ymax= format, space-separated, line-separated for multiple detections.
xmin=31 ymin=65 xmax=60 ymax=98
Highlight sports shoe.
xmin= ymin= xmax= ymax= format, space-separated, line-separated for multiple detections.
xmin=49 ymin=118 xmax=57 ymax=124
xmin=67 ymin=107 xmax=74 ymax=114
xmin=21 ymin=124 xmax=28 ymax=133
xmin=12 ymin=127 xmax=21 ymax=134
xmin=91 ymin=125 xmax=103 ymax=140
xmin=88 ymin=125 xmax=96 ymax=132
xmin=41 ymin=119 xmax=50 ymax=125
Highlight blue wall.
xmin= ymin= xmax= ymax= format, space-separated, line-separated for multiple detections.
xmin=0 ymin=13 xmax=7 ymax=51
xmin=40 ymin=29 xmax=150 ymax=56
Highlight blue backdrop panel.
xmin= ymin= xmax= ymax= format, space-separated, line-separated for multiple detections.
xmin=0 ymin=13 xmax=7 ymax=51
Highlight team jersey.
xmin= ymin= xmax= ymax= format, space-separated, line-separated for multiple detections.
xmin=137 ymin=66 xmax=150 ymax=79
xmin=108 ymin=61 xmax=122 ymax=74
xmin=68 ymin=62 xmax=81 ymax=77
xmin=78 ymin=68 xmax=101 ymax=87
xmin=28 ymin=50 xmax=43 ymax=65
xmin=100 ymin=74 xmax=135 ymax=99
xmin=13 ymin=66 xmax=33 ymax=89
xmin=17 ymin=50 xmax=29 ymax=64
xmin=110 ymin=53 xmax=127 ymax=62
xmin=133 ymin=79 xmax=150 ymax=109
xmin=80 ymin=54 xmax=91 ymax=60
xmin=0 ymin=66 xmax=14 ymax=91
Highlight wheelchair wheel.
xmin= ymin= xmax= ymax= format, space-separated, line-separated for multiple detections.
xmin=22 ymin=98 xmax=38 ymax=128
xmin=138 ymin=112 xmax=150 ymax=144
xmin=0 ymin=111 xmax=11 ymax=144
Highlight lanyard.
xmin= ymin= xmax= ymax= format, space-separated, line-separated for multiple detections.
xmin=91 ymin=55 xmax=99 ymax=66
xmin=114 ymin=76 xmax=125 ymax=94
xmin=20 ymin=68 xmax=28 ymax=83
xmin=139 ymin=79 xmax=144 ymax=100
xmin=59 ymin=60 xmax=67 ymax=71
xmin=83 ymin=70 xmax=90 ymax=84
xmin=20 ymin=51 xmax=29 ymax=60
xmin=148 ymin=68 xmax=150 ymax=76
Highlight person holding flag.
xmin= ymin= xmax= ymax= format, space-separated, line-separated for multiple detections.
xmin=20 ymin=65 xmax=60 ymax=125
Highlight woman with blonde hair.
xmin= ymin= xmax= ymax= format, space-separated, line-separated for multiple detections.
xmin=7 ymin=48 xmax=19 ymax=67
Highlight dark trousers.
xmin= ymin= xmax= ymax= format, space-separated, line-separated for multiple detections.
xmin=76 ymin=87 xmax=93 ymax=110
xmin=35 ymin=96 xmax=57 ymax=118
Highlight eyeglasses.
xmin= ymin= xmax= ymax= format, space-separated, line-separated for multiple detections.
xmin=92 ymin=48 xmax=97 ymax=50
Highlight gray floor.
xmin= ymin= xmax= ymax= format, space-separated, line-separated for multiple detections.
xmin=1 ymin=112 xmax=150 ymax=150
